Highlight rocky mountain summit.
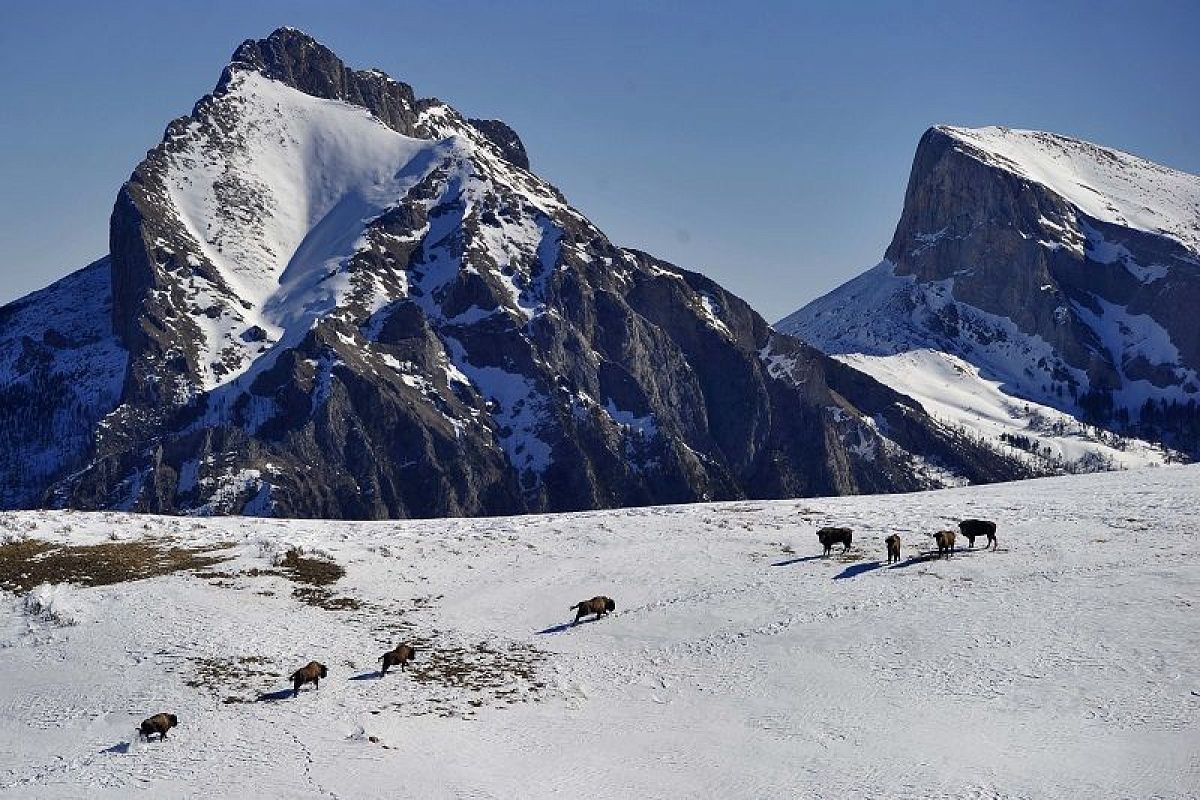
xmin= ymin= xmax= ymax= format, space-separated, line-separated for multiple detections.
xmin=782 ymin=125 xmax=1199 ymax=470
xmin=0 ymin=30 xmax=1028 ymax=517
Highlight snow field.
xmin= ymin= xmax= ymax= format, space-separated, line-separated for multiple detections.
xmin=0 ymin=466 xmax=1197 ymax=798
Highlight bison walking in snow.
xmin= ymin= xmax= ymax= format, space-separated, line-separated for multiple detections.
xmin=885 ymin=534 xmax=902 ymax=564
xmin=934 ymin=530 xmax=957 ymax=559
xmin=138 ymin=713 xmax=178 ymax=741
xmin=571 ymin=596 xmax=616 ymax=624
xmin=291 ymin=661 xmax=328 ymax=697
xmin=381 ymin=644 xmax=416 ymax=676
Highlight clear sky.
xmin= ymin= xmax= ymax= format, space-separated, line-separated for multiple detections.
xmin=1 ymin=1 xmax=1197 ymax=322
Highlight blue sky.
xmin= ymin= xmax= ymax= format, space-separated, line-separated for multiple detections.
xmin=1 ymin=0 xmax=1196 ymax=321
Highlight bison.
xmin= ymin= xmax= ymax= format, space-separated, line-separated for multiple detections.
xmin=291 ymin=661 xmax=328 ymax=697
xmin=934 ymin=529 xmax=957 ymax=559
xmin=816 ymin=527 xmax=853 ymax=557
xmin=138 ymin=713 xmax=178 ymax=741
xmin=959 ymin=519 xmax=998 ymax=551
xmin=885 ymin=534 xmax=901 ymax=564
xmin=571 ymin=596 xmax=616 ymax=625
xmin=381 ymin=644 xmax=416 ymax=676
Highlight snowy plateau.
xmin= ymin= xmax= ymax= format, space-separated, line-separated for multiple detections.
xmin=0 ymin=466 xmax=1197 ymax=798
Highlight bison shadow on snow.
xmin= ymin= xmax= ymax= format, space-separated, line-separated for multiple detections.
xmin=833 ymin=561 xmax=884 ymax=580
xmin=770 ymin=554 xmax=827 ymax=567
xmin=887 ymin=547 xmax=986 ymax=569
xmin=535 ymin=616 xmax=607 ymax=636
xmin=255 ymin=688 xmax=296 ymax=703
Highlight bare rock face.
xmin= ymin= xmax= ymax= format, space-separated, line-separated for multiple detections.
xmin=0 ymin=31 xmax=1029 ymax=517
xmin=219 ymin=27 xmax=420 ymax=135
xmin=888 ymin=127 xmax=1200 ymax=396
xmin=466 ymin=119 xmax=530 ymax=170
xmin=783 ymin=125 xmax=1200 ymax=461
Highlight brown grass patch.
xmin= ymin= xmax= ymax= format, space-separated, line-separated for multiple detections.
xmin=292 ymin=586 xmax=362 ymax=611
xmin=274 ymin=549 xmax=358 ymax=610
xmin=193 ymin=550 xmax=357 ymax=610
xmin=279 ymin=550 xmax=344 ymax=585
xmin=0 ymin=538 xmax=232 ymax=593
xmin=394 ymin=636 xmax=547 ymax=717
xmin=183 ymin=655 xmax=281 ymax=701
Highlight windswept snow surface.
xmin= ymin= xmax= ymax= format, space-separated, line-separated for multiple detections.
xmin=939 ymin=126 xmax=1200 ymax=255
xmin=1 ymin=467 xmax=1197 ymax=798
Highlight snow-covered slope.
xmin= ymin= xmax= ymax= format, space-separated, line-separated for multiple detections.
xmin=787 ymin=261 xmax=1173 ymax=472
xmin=0 ymin=466 xmax=1196 ymax=798
xmin=781 ymin=125 xmax=1200 ymax=468
xmin=158 ymin=69 xmax=454 ymax=388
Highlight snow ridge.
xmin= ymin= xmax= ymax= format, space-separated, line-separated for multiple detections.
xmin=0 ymin=259 xmax=127 ymax=506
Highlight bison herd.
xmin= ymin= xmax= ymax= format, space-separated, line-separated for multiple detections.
xmin=134 ymin=517 xmax=999 ymax=744
xmin=818 ymin=518 xmax=999 ymax=563
xmin=134 ymin=595 xmax=617 ymax=744
xmin=138 ymin=642 xmax=417 ymax=744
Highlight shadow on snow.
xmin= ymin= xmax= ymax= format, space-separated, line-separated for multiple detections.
xmin=886 ymin=548 xmax=986 ymax=569
xmin=535 ymin=616 xmax=607 ymax=636
xmin=833 ymin=561 xmax=884 ymax=580
xmin=770 ymin=554 xmax=827 ymax=567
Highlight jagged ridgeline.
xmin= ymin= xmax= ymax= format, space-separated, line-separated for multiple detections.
xmin=0 ymin=28 xmax=1028 ymax=518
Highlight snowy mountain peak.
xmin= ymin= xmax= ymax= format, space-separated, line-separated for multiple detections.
xmin=783 ymin=124 xmax=1199 ymax=472
xmin=217 ymin=27 xmax=530 ymax=171
xmin=930 ymin=125 xmax=1200 ymax=254
xmin=223 ymin=27 xmax=415 ymax=109
xmin=1 ymin=34 xmax=1031 ymax=517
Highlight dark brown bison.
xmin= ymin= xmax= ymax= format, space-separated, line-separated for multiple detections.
xmin=138 ymin=713 xmax=178 ymax=741
xmin=381 ymin=644 xmax=416 ymax=676
xmin=934 ymin=529 xmax=957 ymax=559
xmin=959 ymin=519 xmax=998 ymax=550
xmin=291 ymin=661 xmax=328 ymax=697
xmin=571 ymin=596 xmax=616 ymax=624
xmin=885 ymin=534 xmax=901 ymax=564
xmin=817 ymin=527 xmax=853 ymax=557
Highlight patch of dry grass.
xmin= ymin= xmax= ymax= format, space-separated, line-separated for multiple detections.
xmin=195 ymin=550 xmax=359 ymax=610
xmin=0 ymin=538 xmax=232 ymax=593
xmin=183 ymin=655 xmax=283 ymax=702
xmin=279 ymin=550 xmax=344 ymax=585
